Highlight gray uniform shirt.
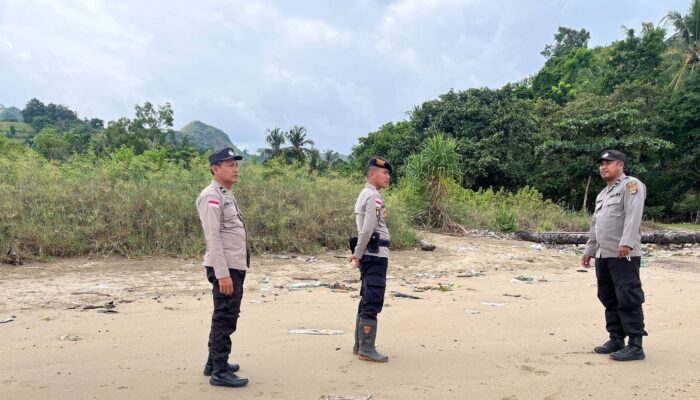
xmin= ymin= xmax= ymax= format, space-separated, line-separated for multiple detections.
xmin=196 ymin=180 xmax=249 ymax=278
xmin=353 ymin=182 xmax=391 ymax=259
xmin=584 ymin=174 xmax=646 ymax=258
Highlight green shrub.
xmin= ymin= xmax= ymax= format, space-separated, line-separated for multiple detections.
xmin=0 ymin=145 xmax=417 ymax=258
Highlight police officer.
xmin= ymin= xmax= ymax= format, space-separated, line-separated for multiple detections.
xmin=196 ymin=148 xmax=250 ymax=387
xmin=348 ymin=156 xmax=392 ymax=363
xmin=582 ymin=150 xmax=647 ymax=361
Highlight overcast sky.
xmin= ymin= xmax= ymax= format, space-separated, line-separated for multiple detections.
xmin=0 ymin=0 xmax=688 ymax=153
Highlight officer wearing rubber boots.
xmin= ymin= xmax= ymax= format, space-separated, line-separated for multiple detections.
xmin=582 ymin=150 xmax=647 ymax=361
xmin=348 ymin=156 xmax=392 ymax=363
xmin=196 ymin=148 xmax=250 ymax=387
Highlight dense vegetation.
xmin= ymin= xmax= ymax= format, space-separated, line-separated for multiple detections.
xmin=1 ymin=1 xmax=698 ymax=258
xmin=353 ymin=2 xmax=700 ymax=223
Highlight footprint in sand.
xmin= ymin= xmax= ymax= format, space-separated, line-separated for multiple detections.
xmin=519 ymin=364 xmax=549 ymax=376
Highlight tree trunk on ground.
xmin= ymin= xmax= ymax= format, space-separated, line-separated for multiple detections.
xmin=516 ymin=231 xmax=700 ymax=245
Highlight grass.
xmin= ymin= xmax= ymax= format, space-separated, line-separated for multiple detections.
xmin=0 ymin=140 xmax=417 ymax=258
xmin=0 ymin=121 xmax=35 ymax=142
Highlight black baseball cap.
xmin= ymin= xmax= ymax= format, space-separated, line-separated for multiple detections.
xmin=597 ymin=150 xmax=626 ymax=163
xmin=368 ymin=156 xmax=393 ymax=174
xmin=209 ymin=147 xmax=243 ymax=165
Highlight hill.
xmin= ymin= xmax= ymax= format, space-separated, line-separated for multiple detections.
xmin=176 ymin=120 xmax=248 ymax=156
xmin=0 ymin=121 xmax=35 ymax=142
xmin=0 ymin=104 xmax=23 ymax=121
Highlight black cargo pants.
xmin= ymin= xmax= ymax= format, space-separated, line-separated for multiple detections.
xmin=206 ymin=267 xmax=246 ymax=371
xmin=595 ymin=257 xmax=647 ymax=337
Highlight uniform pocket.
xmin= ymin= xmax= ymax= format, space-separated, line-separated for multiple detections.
xmin=606 ymin=196 xmax=623 ymax=217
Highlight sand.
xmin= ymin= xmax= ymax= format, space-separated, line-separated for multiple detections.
xmin=1 ymin=232 xmax=699 ymax=400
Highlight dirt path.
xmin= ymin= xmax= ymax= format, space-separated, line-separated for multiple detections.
xmin=1 ymin=233 xmax=699 ymax=399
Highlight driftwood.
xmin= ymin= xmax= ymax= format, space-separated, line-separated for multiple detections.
xmin=3 ymin=243 xmax=23 ymax=265
xmin=516 ymin=231 xmax=700 ymax=245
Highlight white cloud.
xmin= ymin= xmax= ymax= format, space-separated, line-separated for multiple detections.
xmin=0 ymin=0 xmax=691 ymax=153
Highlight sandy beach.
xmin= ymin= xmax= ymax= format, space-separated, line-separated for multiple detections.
xmin=1 ymin=232 xmax=699 ymax=400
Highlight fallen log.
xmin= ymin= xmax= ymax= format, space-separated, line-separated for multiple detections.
xmin=516 ymin=231 xmax=700 ymax=245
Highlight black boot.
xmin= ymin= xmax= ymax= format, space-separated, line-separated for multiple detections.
xmin=352 ymin=314 xmax=360 ymax=355
xmin=594 ymin=332 xmax=625 ymax=354
xmin=203 ymin=360 xmax=240 ymax=376
xmin=358 ymin=318 xmax=388 ymax=363
xmin=611 ymin=336 xmax=645 ymax=361
xmin=209 ymin=369 xmax=249 ymax=388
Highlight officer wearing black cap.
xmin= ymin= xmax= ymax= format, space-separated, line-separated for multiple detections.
xmin=582 ymin=149 xmax=648 ymax=361
xmin=348 ymin=156 xmax=392 ymax=362
xmin=196 ymin=147 xmax=250 ymax=387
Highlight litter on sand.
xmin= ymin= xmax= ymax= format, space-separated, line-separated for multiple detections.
xmin=511 ymin=275 xmax=540 ymax=284
xmin=0 ymin=317 xmax=15 ymax=323
xmin=288 ymin=282 xmax=325 ymax=290
xmin=288 ymin=329 xmax=344 ymax=336
xmin=480 ymin=301 xmax=508 ymax=307
xmin=464 ymin=309 xmax=481 ymax=314
xmin=319 ymin=395 xmax=373 ymax=400
xmin=391 ymin=291 xmax=422 ymax=299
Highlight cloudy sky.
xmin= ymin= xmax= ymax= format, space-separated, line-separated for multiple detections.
xmin=0 ymin=0 xmax=688 ymax=153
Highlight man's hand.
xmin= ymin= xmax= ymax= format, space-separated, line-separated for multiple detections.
xmin=581 ymin=255 xmax=592 ymax=268
xmin=218 ymin=276 xmax=234 ymax=296
xmin=617 ymin=246 xmax=631 ymax=258
xmin=348 ymin=255 xmax=360 ymax=268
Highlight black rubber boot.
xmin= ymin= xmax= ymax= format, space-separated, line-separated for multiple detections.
xmin=209 ymin=369 xmax=249 ymax=388
xmin=594 ymin=332 xmax=625 ymax=354
xmin=352 ymin=314 xmax=360 ymax=355
xmin=358 ymin=318 xmax=388 ymax=363
xmin=611 ymin=336 xmax=645 ymax=361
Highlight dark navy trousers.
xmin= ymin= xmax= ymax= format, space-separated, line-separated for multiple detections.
xmin=595 ymin=257 xmax=647 ymax=337
xmin=206 ymin=267 xmax=246 ymax=371
xmin=357 ymin=255 xmax=388 ymax=320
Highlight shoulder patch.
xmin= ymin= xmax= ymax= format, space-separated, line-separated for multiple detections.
xmin=627 ymin=181 xmax=638 ymax=195
xmin=207 ymin=199 xmax=220 ymax=208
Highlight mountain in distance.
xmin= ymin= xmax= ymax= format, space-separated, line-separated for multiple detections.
xmin=177 ymin=120 xmax=249 ymax=157
xmin=0 ymin=104 xmax=23 ymax=121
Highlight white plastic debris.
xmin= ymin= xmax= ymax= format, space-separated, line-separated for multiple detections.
xmin=288 ymin=329 xmax=344 ymax=336
xmin=480 ymin=301 xmax=508 ymax=307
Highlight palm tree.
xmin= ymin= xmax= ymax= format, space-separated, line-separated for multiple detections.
xmin=661 ymin=0 xmax=700 ymax=90
xmin=285 ymin=125 xmax=314 ymax=162
xmin=322 ymin=149 xmax=338 ymax=169
xmin=259 ymin=128 xmax=286 ymax=159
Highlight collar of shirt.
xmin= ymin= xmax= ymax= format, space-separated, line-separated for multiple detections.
xmin=365 ymin=182 xmax=378 ymax=191
xmin=606 ymin=173 xmax=626 ymax=193
xmin=211 ymin=179 xmax=232 ymax=195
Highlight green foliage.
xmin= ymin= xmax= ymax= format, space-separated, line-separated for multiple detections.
xmin=350 ymin=5 xmax=700 ymax=223
xmin=0 ymin=145 xmax=417 ymax=258
xmin=662 ymin=0 xmax=700 ymax=90
xmin=1 ymin=121 xmax=34 ymax=141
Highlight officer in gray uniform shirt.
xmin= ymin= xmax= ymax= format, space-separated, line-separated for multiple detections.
xmin=582 ymin=150 xmax=647 ymax=361
xmin=348 ymin=156 xmax=392 ymax=363
xmin=196 ymin=148 xmax=250 ymax=387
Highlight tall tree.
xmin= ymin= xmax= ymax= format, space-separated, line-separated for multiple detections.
xmin=285 ymin=125 xmax=314 ymax=162
xmin=662 ymin=0 xmax=700 ymax=90
xmin=259 ymin=127 xmax=286 ymax=159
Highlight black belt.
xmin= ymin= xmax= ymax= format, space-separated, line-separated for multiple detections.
xmin=378 ymin=239 xmax=390 ymax=247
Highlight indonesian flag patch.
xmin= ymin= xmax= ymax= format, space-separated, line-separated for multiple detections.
xmin=208 ymin=199 xmax=220 ymax=208
xmin=375 ymin=198 xmax=383 ymax=208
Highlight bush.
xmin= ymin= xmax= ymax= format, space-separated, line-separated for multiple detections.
xmin=0 ymin=145 xmax=417 ymax=258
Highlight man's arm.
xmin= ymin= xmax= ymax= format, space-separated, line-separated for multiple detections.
xmin=620 ymin=180 xmax=646 ymax=250
xmin=352 ymin=195 xmax=379 ymax=260
xmin=582 ymin=202 xmax=598 ymax=267
xmin=197 ymin=195 xmax=228 ymax=279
